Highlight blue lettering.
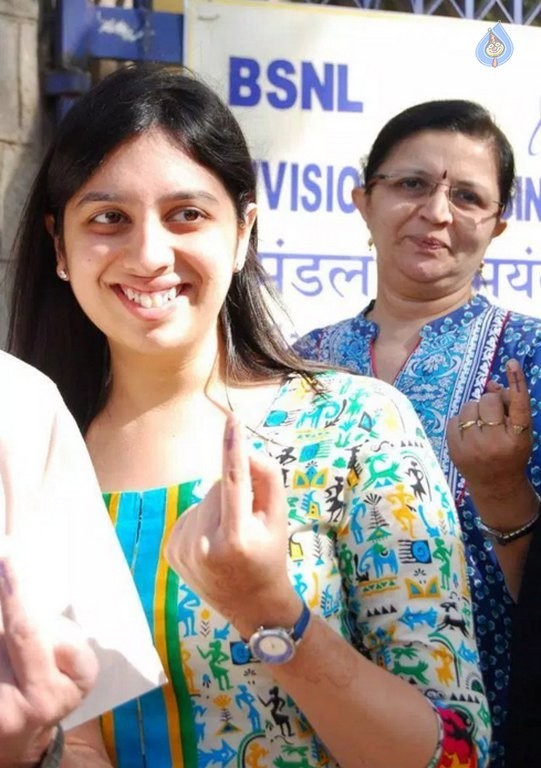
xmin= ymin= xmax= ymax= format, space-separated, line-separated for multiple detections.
xmin=301 ymin=62 xmax=333 ymax=111
xmin=326 ymin=165 xmax=334 ymax=212
xmin=267 ymin=60 xmax=296 ymax=109
xmin=301 ymin=165 xmax=322 ymax=212
xmin=528 ymin=119 xmax=541 ymax=155
xmin=525 ymin=177 xmax=541 ymax=221
xmin=337 ymin=64 xmax=363 ymax=113
xmin=505 ymin=177 xmax=541 ymax=222
xmin=229 ymin=58 xmax=363 ymax=112
xmin=255 ymin=160 xmax=360 ymax=213
xmin=260 ymin=160 xmax=287 ymax=210
xmin=229 ymin=57 xmax=261 ymax=107
xmin=291 ymin=163 xmax=299 ymax=211
xmin=337 ymin=167 xmax=358 ymax=212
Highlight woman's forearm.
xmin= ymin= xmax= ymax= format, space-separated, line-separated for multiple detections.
xmin=62 ymin=749 xmax=113 ymax=768
xmin=468 ymin=479 xmax=539 ymax=600
xmin=270 ymin=615 xmax=473 ymax=768
xmin=62 ymin=721 xmax=113 ymax=768
xmin=492 ymin=535 xmax=533 ymax=602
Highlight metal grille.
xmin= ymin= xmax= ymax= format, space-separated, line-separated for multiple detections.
xmin=282 ymin=0 xmax=541 ymax=24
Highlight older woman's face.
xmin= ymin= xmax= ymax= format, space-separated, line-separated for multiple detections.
xmin=353 ymin=130 xmax=507 ymax=300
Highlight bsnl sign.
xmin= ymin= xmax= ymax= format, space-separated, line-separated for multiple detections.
xmin=229 ymin=58 xmax=363 ymax=112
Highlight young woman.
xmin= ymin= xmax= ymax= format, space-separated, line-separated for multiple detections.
xmin=295 ymin=101 xmax=541 ymax=767
xmin=9 ymin=65 xmax=489 ymax=768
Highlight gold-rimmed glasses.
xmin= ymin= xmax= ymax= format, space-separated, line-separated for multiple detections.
xmin=367 ymin=171 xmax=503 ymax=227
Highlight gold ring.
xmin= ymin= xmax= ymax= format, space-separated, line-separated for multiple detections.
xmin=458 ymin=419 xmax=479 ymax=432
xmin=512 ymin=424 xmax=529 ymax=435
xmin=482 ymin=420 xmax=504 ymax=427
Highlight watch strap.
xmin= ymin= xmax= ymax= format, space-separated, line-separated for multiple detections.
xmin=290 ymin=600 xmax=311 ymax=643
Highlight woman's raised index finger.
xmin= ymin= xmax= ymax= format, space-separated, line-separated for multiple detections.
xmin=506 ymin=359 xmax=532 ymax=431
xmin=221 ymin=413 xmax=253 ymax=532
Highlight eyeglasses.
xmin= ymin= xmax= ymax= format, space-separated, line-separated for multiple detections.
xmin=367 ymin=171 xmax=503 ymax=225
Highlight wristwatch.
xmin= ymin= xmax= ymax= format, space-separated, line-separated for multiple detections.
xmin=247 ymin=602 xmax=311 ymax=664
xmin=37 ymin=725 xmax=64 ymax=768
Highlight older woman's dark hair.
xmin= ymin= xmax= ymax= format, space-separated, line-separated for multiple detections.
xmin=363 ymin=99 xmax=515 ymax=209
xmin=8 ymin=64 xmax=321 ymax=431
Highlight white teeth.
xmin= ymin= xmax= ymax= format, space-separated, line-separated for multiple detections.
xmin=121 ymin=286 xmax=178 ymax=308
xmin=140 ymin=293 xmax=153 ymax=309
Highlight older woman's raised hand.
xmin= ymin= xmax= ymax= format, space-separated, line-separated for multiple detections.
xmin=165 ymin=415 xmax=301 ymax=639
xmin=447 ymin=359 xmax=534 ymax=530
xmin=0 ymin=555 xmax=99 ymax=768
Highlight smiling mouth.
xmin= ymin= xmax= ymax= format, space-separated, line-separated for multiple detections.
xmin=411 ymin=236 xmax=448 ymax=250
xmin=119 ymin=285 xmax=181 ymax=309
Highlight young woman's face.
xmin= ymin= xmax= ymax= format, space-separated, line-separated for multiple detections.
xmin=353 ymin=130 xmax=507 ymax=300
xmin=56 ymin=129 xmax=256 ymax=360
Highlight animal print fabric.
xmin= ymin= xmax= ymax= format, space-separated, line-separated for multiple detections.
xmin=102 ymin=371 xmax=489 ymax=768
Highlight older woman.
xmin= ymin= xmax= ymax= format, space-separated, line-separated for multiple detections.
xmin=294 ymin=100 xmax=541 ymax=768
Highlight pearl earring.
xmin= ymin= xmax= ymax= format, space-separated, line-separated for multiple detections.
xmin=57 ymin=269 xmax=69 ymax=281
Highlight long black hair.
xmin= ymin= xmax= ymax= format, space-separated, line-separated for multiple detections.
xmin=8 ymin=64 xmax=325 ymax=432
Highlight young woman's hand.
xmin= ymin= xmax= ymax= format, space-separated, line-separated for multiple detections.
xmin=0 ymin=554 xmax=98 ymax=767
xmin=165 ymin=415 xmax=301 ymax=639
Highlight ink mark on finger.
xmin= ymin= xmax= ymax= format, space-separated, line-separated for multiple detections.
xmin=0 ymin=561 xmax=13 ymax=595
xmin=225 ymin=424 xmax=235 ymax=452
xmin=511 ymin=371 xmax=521 ymax=392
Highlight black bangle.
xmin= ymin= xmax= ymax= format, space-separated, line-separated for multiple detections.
xmin=478 ymin=507 xmax=540 ymax=546
xmin=37 ymin=725 xmax=64 ymax=768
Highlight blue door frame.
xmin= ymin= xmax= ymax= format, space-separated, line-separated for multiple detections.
xmin=46 ymin=0 xmax=183 ymax=120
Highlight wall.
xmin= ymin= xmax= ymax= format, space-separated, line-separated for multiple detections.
xmin=0 ymin=0 xmax=41 ymax=343
xmin=154 ymin=0 xmax=184 ymax=10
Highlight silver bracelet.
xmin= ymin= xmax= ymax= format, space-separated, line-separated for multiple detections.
xmin=37 ymin=725 xmax=64 ymax=768
xmin=424 ymin=700 xmax=444 ymax=768
xmin=477 ymin=506 xmax=540 ymax=546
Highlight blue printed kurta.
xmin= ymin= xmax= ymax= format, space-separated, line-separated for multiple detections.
xmin=294 ymin=295 xmax=541 ymax=768
xmin=102 ymin=371 xmax=490 ymax=768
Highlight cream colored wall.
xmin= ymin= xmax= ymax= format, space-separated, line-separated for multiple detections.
xmin=154 ymin=1 xmax=184 ymax=11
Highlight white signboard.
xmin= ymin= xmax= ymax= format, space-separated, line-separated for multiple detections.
xmin=185 ymin=0 xmax=541 ymax=337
